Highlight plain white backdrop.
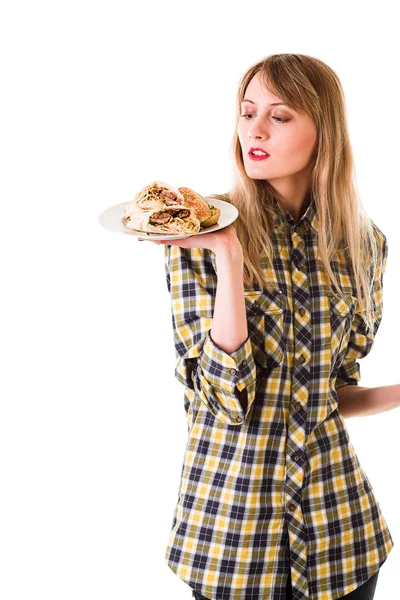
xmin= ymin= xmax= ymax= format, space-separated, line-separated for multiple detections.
xmin=1 ymin=1 xmax=399 ymax=598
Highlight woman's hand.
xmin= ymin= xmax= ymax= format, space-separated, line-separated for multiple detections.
xmin=138 ymin=224 xmax=241 ymax=255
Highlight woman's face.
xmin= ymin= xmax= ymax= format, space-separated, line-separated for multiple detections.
xmin=237 ymin=73 xmax=318 ymax=187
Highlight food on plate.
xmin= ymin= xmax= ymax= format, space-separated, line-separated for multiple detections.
xmin=200 ymin=203 xmax=220 ymax=228
xmin=177 ymin=187 xmax=212 ymax=223
xmin=121 ymin=180 xmax=221 ymax=234
xmin=128 ymin=180 xmax=185 ymax=212
xmin=123 ymin=205 xmax=201 ymax=235
xmin=176 ymin=187 xmax=220 ymax=228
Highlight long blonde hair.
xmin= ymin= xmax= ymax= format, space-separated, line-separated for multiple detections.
xmin=209 ymin=53 xmax=383 ymax=335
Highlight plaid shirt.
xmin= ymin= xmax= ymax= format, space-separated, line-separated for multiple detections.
xmin=163 ymin=196 xmax=394 ymax=600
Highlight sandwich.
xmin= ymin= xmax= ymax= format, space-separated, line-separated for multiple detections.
xmin=177 ymin=187 xmax=212 ymax=224
xmin=121 ymin=181 xmax=221 ymax=234
xmin=200 ymin=203 xmax=220 ymax=228
xmin=177 ymin=187 xmax=220 ymax=228
xmin=123 ymin=205 xmax=201 ymax=235
xmin=129 ymin=180 xmax=185 ymax=212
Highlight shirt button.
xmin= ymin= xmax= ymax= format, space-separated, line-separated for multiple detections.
xmin=253 ymin=301 xmax=259 ymax=309
xmin=241 ymin=359 xmax=247 ymax=367
xmin=295 ymin=403 xmax=302 ymax=411
xmin=236 ymin=415 xmax=243 ymax=422
xmin=298 ymin=354 xmax=305 ymax=364
xmin=288 ymin=503 xmax=296 ymax=512
xmin=229 ymin=368 xmax=237 ymax=375
xmin=293 ymin=454 xmax=299 ymax=462
xmin=299 ymin=307 xmax=305 ymax=316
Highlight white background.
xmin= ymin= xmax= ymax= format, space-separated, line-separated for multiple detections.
xmin=1 ymin=1 xmax=399 ymax=598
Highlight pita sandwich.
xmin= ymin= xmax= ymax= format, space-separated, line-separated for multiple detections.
xmin=127 ymin=180 xmax=185 ymax=212
xmin=123 ymin=205 xmax=201 ymax=235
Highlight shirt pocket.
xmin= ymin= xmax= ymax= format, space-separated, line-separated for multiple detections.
xmin=244 ymin=288 xmax=286 ymax=370
xmin=328 ymin=291 xmax=357 ymax=359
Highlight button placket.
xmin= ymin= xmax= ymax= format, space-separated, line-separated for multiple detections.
xmin=285 ymin=225 xmax=310 ymax=573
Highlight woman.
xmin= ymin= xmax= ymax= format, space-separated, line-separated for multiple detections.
xmin=139 ymin=54 xmax=397 ymax=599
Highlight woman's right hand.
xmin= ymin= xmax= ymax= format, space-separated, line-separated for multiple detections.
xmin=138 ymin=223 xmax=242 ymax=256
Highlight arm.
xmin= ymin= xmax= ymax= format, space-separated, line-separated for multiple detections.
xmin=337 ymin=383 xmax=400 ymax=418
xmin=165 ymin=241 xmax=257 ymax=426
xmin=336 ymin=230 xmax=391 ymax=415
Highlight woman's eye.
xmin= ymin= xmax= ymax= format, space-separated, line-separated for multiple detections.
xmin=240 ymin=114 xmax=289 ymax=123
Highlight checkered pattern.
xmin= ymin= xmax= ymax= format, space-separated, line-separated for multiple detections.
xmin=163 ymin=196 xmax=393 ymax=600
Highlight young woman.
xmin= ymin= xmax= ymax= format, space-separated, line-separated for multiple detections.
xmin=139 ymin=53 xmax=398 ymax=600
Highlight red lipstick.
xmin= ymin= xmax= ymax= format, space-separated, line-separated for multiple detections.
xmin=248 ymin=147 xmax=270 ymax=161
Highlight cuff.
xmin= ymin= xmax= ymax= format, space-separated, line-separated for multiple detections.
xmin=336 ymin=379 xmax=359 ymax=390
xmin=193 ymin=331 xmax=257 ymax=425
xmin=200 ymin=331 xmax=255 ymax=393
xmin=336 ymin=354 xmax=362 ymax=389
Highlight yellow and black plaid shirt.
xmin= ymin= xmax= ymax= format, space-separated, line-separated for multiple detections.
xmin=163 ymin=196 xmax=394 ymax=600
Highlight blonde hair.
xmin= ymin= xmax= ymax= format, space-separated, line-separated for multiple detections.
xmin=209 ymin=53 xmax=384 ymax=336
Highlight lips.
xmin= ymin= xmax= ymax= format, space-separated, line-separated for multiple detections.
xmin=248 ymin=147 xmax=270 ymax=156
xmin=248 ymin=147 xmax=270 ymax=161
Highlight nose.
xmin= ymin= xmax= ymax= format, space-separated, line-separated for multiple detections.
xmin=248 ymin=122 xmax=268 ymax=141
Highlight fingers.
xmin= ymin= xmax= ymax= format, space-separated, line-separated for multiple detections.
xmin=137 ymin=237 xmax=168 ymax=244
xmin=137 ymin=234 xmax=200 ymax=246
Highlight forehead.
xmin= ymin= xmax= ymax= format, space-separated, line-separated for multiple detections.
xmin=243 ymin=74 xmax=283 ymax=104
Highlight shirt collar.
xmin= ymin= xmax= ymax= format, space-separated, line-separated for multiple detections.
xmin=273 ymin=194 xmax=318 ymax=234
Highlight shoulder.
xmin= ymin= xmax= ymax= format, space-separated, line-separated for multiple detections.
xmin=370 ymin=221 xmax=388 ymax=265
xmin=371 ymin=220 xmax=387 ymax=247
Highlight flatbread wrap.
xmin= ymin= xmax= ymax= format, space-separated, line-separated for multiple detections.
xmin=129 ymin=180 xmax=185 ymax=212
xmin=123 ymin=205 xmax=201 ymax=235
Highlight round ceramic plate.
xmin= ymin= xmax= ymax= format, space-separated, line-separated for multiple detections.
xmin=98 ymin=198 xmax=239 ymax=240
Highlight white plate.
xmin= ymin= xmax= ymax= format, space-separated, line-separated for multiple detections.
xmin=98 ymin=198 xmax=239 ymax=240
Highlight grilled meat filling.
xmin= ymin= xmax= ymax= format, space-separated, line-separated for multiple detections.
xmin=149 ymin=208 xmax=191 ymax=225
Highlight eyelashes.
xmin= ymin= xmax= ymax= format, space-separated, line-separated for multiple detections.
xmin=240 ymin=115 xmax=289 ymax=123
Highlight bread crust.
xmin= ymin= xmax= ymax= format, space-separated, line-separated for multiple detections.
xmin=178 ymin=187 xmax=212 ymax=223
xmin=201 ymin=206 xmax=221 ymax=228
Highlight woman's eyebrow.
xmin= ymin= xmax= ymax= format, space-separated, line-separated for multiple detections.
xmin=241 ymin=98 xmax=286 ymax=106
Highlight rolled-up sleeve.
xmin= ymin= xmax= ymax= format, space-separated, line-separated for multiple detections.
xmin=164 ymin=244 xmax=257 ymax=425
xmin=335 ymin=231 xmax=388 ymax=389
